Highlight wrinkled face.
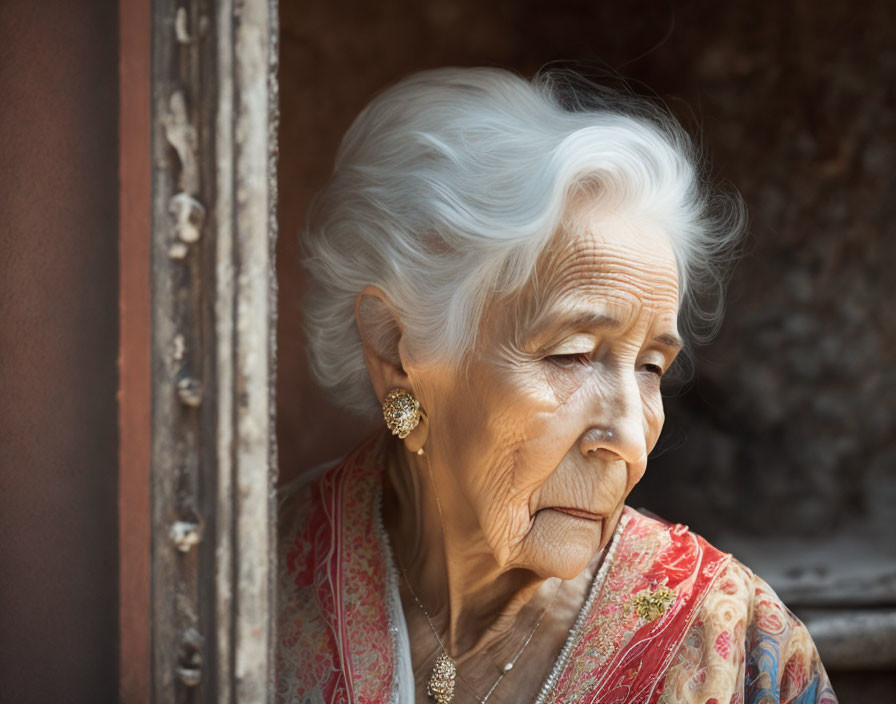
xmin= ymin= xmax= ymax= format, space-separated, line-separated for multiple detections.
xmin=414 ymin=206 xmax=682 ymax=580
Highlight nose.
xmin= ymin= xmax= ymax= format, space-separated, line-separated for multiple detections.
xmin=578 ymin=370 xmax=647 ymax=466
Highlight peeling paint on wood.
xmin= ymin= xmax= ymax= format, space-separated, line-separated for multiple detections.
xmin=163 ymin=91 xmax=199 ymax=196
xmin=151 ymin=1 xmax=277 ymax=701
xmin=170 ymin=520 xmax=202 ymax=552
xmin=169 ymin=193 xmax=206 ymax=243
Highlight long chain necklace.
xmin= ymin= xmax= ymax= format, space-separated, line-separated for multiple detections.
xmin=400 ymin=445 xmax=562 ymax=703
xmin=397 ymin=560 xmax=562 ymax=704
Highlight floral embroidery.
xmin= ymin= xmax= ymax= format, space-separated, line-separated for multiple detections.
xmin=782 ymin=654 xmax=809 ymax=701
xmin=754 ymin=608 xmax=786 ymax=636
xmin=276 ymin=438 xmax=396 ymax=703
xmin=714 ymin=631 xmax=732 ymax=660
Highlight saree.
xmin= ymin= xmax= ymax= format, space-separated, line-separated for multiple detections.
xmin=277 ymin=438 xmax=837 ymax=704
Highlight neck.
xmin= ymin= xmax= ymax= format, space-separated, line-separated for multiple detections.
xmin=382 ymin=437 xmax=563 ymax=660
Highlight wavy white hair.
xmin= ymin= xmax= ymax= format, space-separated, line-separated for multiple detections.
xmin=303 ymin=67 xmax=745 ymax=413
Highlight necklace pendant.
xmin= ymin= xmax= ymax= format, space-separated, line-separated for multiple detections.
xmin=427 ymin=652 xmax=457 ymax=703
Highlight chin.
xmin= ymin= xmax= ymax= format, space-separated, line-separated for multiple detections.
xmin=527 ymin=510 xmax=603 ymax=580
xmin=537 ymin=550 xmax=593 ymax=581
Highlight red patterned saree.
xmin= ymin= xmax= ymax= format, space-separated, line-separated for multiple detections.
xmin=277 ymin=439 xmax=837 ymax=703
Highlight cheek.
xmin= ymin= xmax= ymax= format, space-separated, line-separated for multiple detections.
xmin=628 ymin=386 xmax=665 ymax=490
xmin=480 ymin=377 xmax=599 ymax=540
xmin=543 ymin=361 xmax=590 ymax=403
xmin=466 ymin=366 xmax=588 ymax=548
xmin=641 ymin=385 xmax=666 ymax=447
xmin=503 ymin=371 xmax=593 ymax=484
xmin=435 ymin=365 xmax=555 ymax=500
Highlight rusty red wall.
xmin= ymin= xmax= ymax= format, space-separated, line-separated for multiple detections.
xmin=0 ymin=1 xmax=119 ymax=700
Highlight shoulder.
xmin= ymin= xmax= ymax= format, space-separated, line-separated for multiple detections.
xmin=275 ymin=437 xmax=386 ymax=703
xmin=623 ymin=512 xmax=838 ymax=703
xmin=277 ymin=436 xmax=382 ymax=570
xmin=622 ymin=507 xmax=732 ymax=588
xmin=741 ymin=567 xmax=838 ymax=703
xmin=623 ymin=510 xmax=798 ymax=619
xmin=275 ymin=461 xmax=343 ymax=703
xmin=658 ymin=551 xmax=838 ymax=703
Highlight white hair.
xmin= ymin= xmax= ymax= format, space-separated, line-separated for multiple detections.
xmin=303 ymin=67 xmax=745 ymax=413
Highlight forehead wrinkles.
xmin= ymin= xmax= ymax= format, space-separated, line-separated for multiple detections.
xmin=518 ymin=225 xmax=680 ymax=334
xmin=478 ymin=212 xmax=681 ymax=356
xmin=557 ymin=239 xmax=679 ymax=305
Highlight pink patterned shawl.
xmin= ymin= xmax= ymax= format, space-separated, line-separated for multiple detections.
xmin=277 ymin=438 xmax=837 ymax=704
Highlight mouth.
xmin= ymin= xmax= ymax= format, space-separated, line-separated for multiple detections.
xmin=549 ymin=507 xmax=603 ymax=522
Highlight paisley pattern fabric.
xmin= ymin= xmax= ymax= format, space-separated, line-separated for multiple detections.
xmin=277 ymin=437 xmax=837 ymax=703
xmin=656 ymin=564 xmax=837 ymax=704
xmin=277 ymin=437 xmax=399 ymax=703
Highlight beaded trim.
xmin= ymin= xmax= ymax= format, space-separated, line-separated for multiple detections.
xmin=533 ymin=512 xmax=630 ymax=704
xmin=375 ymin=483 xmax=408 ymax=704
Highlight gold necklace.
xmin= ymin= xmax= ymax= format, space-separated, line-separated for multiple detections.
xmin=398 ymin=445 xmax=563 ymax=703
xmin=397 ymin=561 xmax=562 ymax=704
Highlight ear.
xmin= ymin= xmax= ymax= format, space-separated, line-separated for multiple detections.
xmin=355 ymin=287 xmax=429 ymax=452
xmin=355 ymin=285 xmax=408 ymax=401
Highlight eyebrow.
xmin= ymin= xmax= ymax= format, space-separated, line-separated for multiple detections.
xmin=652 ymin=332 xmax=684 ymax=352
xmin=530 ymin=311 xmax=623 ymax=338
xmin=531 ymin=310 xmax=683 ymax=351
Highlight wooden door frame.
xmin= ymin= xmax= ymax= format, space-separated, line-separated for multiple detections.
xmin=119 ymin=0 xmax=152 ymax=698
xmin=119 ymin=1 xmax=279 ymax=700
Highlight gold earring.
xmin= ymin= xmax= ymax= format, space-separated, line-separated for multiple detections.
xmin=382 ymin=388 xmax=422 ymax=439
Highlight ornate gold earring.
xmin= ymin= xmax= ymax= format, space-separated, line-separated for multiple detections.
xmin=382 ymin=388 xmax=422 ymax=439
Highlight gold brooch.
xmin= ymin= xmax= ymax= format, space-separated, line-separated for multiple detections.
xmin=630 ymin=585 xmax=676 ymax=622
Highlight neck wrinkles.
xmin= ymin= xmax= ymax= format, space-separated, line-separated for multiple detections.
xmin=382 ymin=437 xmax=575 ymax=661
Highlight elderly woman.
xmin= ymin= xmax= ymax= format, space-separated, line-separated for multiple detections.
xmin=278 ymin=68 xmax=836 ymax=703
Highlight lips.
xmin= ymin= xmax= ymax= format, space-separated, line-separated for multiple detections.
xmin=550 ymin=507 xmax=602 ymax=521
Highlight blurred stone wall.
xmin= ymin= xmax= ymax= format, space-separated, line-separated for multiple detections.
xmin=620 ymin=1 xmax=896 ymax=545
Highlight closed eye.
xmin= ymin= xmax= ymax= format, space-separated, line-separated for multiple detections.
xmin=546 ymin=353 xmax=591 ymax=368
xmin=641 ymin=363 xmax=664 ymax=377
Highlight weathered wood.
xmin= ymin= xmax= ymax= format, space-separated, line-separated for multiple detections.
xmin=150 ymin=1 xmax=278 ymax=701
xmin=150 ymin=3 xmax=207 ymax=701
xmin=214 ymin=0 xmax=279 ymax=700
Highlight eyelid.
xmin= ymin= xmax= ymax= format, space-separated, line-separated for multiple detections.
xmin=639 ymin=350 xmax=669 ymax=376
xmin=543 ymin=334 xmax=596 ymax=357
xmin=644 ymin=340 xmax=679 ymax=364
